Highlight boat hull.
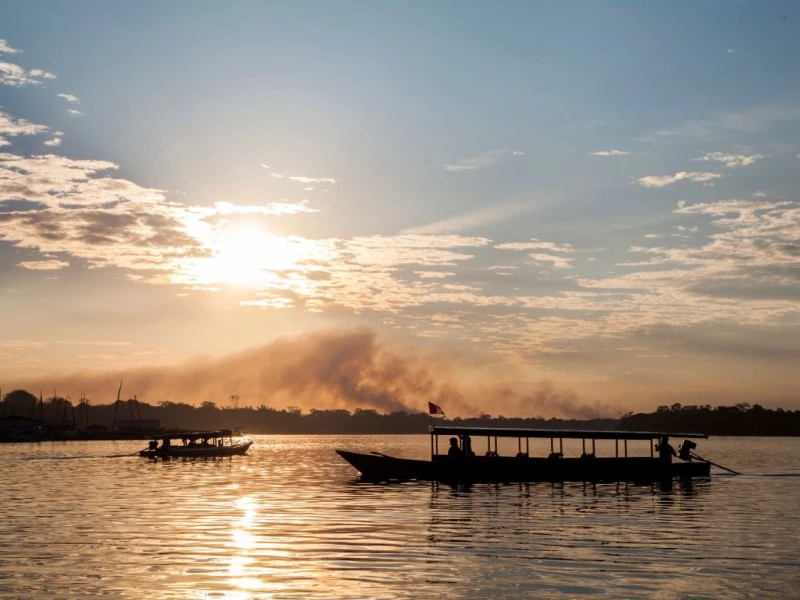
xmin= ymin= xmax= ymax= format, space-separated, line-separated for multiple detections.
xmin=139 ymin=441 xmax=253 ymax=459
xmin=336 ymin=450 xmax=710 ymax=482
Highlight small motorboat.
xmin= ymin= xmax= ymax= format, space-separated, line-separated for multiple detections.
xmin=139 ymin=430 xmax=252 ymax=459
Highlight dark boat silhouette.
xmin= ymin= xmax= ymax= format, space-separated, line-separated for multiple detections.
xmin=337 ymin=426 xmax=710 ymax=482
xmin=139 ymin=430 xmax=252 ymax=458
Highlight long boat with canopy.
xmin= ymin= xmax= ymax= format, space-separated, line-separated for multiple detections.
xmin=336 ymin=426 xmax=710 ymax=482
xmin=139 ymin=430 xmax=252 ymax=459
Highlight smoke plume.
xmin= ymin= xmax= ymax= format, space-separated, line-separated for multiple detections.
xmin=9 ymin=329 xmax=620 ymax=418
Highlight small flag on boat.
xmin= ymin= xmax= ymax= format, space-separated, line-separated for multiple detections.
xmin=428 ymin=402 xmax=445 ymax=416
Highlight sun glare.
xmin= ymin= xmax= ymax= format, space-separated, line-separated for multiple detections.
xmin=199 ymin=229 xmax=304 ymax=288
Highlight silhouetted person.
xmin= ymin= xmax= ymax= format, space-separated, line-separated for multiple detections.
xmin=678 ymin=439 xmax=697 ymax=461
xmin=448 ymin=437 xmax=461 ymax=457
xmin=657 ymin=435 xmax=676 ymax=463
xmin=463 ymin=435 xmax=475 ymax=456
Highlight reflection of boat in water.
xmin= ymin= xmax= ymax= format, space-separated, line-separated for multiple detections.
xmin=139 ymin=430 xmax=252 ymax=458
xmin=337 ymin=426 xmax=711 ymax=482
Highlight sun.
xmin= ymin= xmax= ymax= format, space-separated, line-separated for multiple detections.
xmin=200 ymin=228 xmax=303 ymax=288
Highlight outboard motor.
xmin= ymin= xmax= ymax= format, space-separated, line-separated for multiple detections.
xmin=678 ymin=439 xmax=696 ymax=461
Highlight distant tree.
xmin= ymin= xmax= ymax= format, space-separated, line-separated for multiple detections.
xmin=1 ymin=389 xmax=39 ymax=418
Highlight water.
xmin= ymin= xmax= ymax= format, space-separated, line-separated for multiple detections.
xmin=0 ymin=436 xmax=798 ymax=599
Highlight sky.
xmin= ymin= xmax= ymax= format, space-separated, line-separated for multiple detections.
xmin=1 ymin=1 xmax=799 ymax=417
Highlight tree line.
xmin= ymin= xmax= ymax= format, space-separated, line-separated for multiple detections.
xmin=2 ymin=389 xmax=799 ymax=435
xmin=618 ymin=403 xmax=800 ymax=436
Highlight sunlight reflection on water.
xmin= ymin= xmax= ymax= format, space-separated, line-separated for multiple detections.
xmin=0 ymin=436 xmax=798 ymax=598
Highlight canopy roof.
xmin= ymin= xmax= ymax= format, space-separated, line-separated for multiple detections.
xmin=430 ymin=426 xmax=707 ymax=440
xmin=155 ymin=430 xmax=235 ymax=440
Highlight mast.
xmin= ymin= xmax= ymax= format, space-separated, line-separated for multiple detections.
xmin=111 ymin=379 xmax=123 ymax=431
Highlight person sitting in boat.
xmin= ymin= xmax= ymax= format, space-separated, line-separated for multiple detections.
xmin=448 ymin=437 xmax=461 ymax=457
xmin=656 ymin=436 xmax=676 ymax=463
xmin=148 ymin=440 xmax=158 ymax=451
xmin=463 ymin=435 xmax=475 ymax=457
xmin=160 ymin=438 xmax=171 ymax=450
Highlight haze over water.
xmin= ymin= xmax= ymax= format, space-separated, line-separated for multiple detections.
xmin=1 ymin=435 xmax=798 ymax=599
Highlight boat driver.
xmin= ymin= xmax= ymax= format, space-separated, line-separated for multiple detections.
xmin=448 ymin=437 xmax=461 ymax=457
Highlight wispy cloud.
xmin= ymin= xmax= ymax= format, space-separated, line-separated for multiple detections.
xmin=204 ymin=200 xmax=318 ymax=216
xmin=726 ymin=48 xmax=736 ymax=54
xmin=694 ymin=151 xmax=764 ymax=167
xmin=66 ymin=109 xmax=84 ymax=117
xmin=0 ymin=111 xmax=48 ymax=143
xmin=404 ymin=202 xmax=531 ymax=234
xmin=56 ymin=93 xmax=80 ymax=104
xmin=29 ymin=69 xmax=56 ymax=80
xmin=0 ymin=60 xmax=57 ymax=87
xmin=589 ymin=149 xmax=631 ymax=157
xmin=17 ymin=259 xmax=69 ymax=270
xmin=645 ymin=106 xmax=800 ymax=140
xmin=497 ymin=238 xmax=575 ymax=269
xmin=0 ymin=39 xmax=20 ymax=54
xmin=445 ymin=148 xmax=524 ymax=172
xmin=43 ymin=131 xmax=64 ymax=147
xmin=635 ymin=171 xmax=721 ymax=188
xmin=261 ymin=165 xmax=336 ymax=184
xmin=496 ymin=239 xmax=574 ymax=253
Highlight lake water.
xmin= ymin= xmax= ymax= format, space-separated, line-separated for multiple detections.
xmin=0 ymin=435 xmax=798 ymax=599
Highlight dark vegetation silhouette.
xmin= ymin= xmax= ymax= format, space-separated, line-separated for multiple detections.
xmin=2 ymin=390 xmax=798 ymax=436
xmin=619 ymin=403 xmax=800 ymax=436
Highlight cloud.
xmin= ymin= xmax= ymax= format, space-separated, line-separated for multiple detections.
xmin=726 ymin=48 xmax=736 ymax=54
xmin=43 ymin=132 xmax=64 ymax=147
xmin=529 ymin=253 xmax=574 ymax=269
xmin=694 ymin=151 xmax=765 ymax=168
xmin=28 ymin=69 xmax=56 ymax=80
xmin=0 ymin=39 xmax=20 ymax=54
xmin=0 ymin=60 xmax=57 ymax=86
xmin=17 ymin=259 xmax=69 ymax=270
xmin=404 ymin=202 xmax=532 ymax=234
xmin=66 ymin=109 xmax=85 ymax=117
xmin=262 ymin=165 xmax=336 ymax=184
xmin=445 ymin=148 xmax=524 ymax=172
xmin=494 ymin=239 xmax=577 ymax=268
xmin=589 ymin=149 xmax=631 ymax=156
xmin=645 ymin=106 xmax=800 ymax=140
xmin=204 ymin=200 xmax=318 ymax=217
xmin=635 ymin=171 xmax=721 ymax=188
xmin=288 ymin=175 xmax=335 ymax=184
xmin=496 ymin=238 xmax=574 ymax=253
xmin=0 ymin=110 xmax=48 ymax=140
xmin=56 ymin=93 xmax=80 ymax=103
